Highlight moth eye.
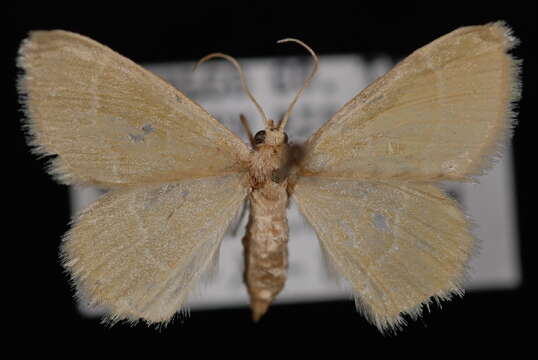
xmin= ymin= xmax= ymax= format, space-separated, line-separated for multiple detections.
xmin=254 ymin=130 xmax=266 ymax=145
xmin=283 ymin=132 xmax=288 ymax=144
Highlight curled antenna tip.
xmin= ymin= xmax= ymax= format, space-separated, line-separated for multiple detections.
xmin=193 ymin=53 xmax=224 ymax=72
xmin=277 ymin=38 xmax=303 ymax=44
xmin=194 ymin=52 xmax=269 ymax=125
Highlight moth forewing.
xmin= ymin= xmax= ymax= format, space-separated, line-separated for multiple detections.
xmin=17 ymin=30 xmax=250 ymax=187
xmin=300 ymin=21 xmax=520 ymax=182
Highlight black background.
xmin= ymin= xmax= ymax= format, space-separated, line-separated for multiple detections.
xmin=9 ymin=1 xmax=535 ymax=349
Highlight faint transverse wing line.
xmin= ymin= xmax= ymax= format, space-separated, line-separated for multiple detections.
xmin=17 ymin=30 xmax=250 ymax=187
xmin=62 ymin=174 xmax=248 ymax=324
xmin=292 ymin=176 xmax=475 ymax=332
xmin=298 ymin=22 xmax=521 ymax=181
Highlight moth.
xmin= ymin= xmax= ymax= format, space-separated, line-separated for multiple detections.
xmin=17 ymin=21 xmax=520 ymax=332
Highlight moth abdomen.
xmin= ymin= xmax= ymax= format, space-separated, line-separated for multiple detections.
xmin=242 ymin=180 xmax=289 ymax=321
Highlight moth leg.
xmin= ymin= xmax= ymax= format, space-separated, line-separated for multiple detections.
xmin=240 ymin=114 xmax=255 ymax=147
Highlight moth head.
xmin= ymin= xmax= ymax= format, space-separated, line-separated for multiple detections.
xmin=254 ymin=39 xmax=318 ymax=147
xmin=254 ymin=125 xmax=288 ymax=146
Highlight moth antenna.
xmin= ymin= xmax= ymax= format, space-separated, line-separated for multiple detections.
xmin=194 ymin=53 xmax=270 ymax=127
xmin=276 ymin=38 xmax=319 ymax=130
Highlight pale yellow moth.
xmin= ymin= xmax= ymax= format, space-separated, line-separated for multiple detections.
xmin=17 ymin=21 xmax=520 ymax=332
